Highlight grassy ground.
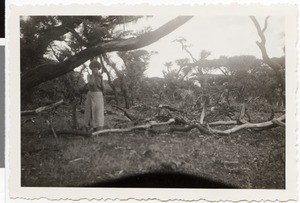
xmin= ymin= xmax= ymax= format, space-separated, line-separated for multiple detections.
xmin=21 ymin=104 xmax=285 ymax=188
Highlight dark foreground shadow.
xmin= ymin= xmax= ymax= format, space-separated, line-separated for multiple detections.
xmin=83 ymin=171 xmax=239 ymax=188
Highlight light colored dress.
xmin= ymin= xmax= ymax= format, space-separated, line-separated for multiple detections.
xmin=84 ymin=74 xmax=104 ymax=129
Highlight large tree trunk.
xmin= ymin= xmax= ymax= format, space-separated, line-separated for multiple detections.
xmin=21 ymin=16 xmax=193 ymax=93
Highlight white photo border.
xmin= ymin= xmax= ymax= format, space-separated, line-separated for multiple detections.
xmin=7 ymin=3 xmax=298 ymax=201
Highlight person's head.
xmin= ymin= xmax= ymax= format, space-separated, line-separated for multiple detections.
xmin=89 ymin=59 xmax=101 ymax=74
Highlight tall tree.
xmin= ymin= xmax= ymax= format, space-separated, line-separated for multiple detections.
xmin=250 ymin=16 xmax=285 ymax=104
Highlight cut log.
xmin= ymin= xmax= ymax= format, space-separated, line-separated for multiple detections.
xmin=21 ymin=99 xmax=64 ymax=116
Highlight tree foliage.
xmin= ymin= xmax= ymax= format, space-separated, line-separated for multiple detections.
xmin=20 ymin=16 xmax=193 ymax=93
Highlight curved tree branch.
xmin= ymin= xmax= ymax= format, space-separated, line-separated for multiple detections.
xmin=262 ymin=16 xmax=270 ymax=33
xmin=92 ymin=119 xmax=175 ymax=136
xmin=208 ymin=115 xmax=285 ymax=135
xmin=21 ymin=16 xmax=193 ymax=91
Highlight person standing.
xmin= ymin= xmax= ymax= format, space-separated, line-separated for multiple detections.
xmin=84 ymin=59 xmax=105 ymax=132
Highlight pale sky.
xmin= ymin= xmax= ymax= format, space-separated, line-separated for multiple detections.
xmin=112 ymin=16 xmax=285 ymax=78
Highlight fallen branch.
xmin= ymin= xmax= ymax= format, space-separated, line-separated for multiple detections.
xmin=272 ymin=119 xmax=285 ymax=127
xmin=55 ymin=114 xmax=285 ymax=138
xmin=208 ymin=115 xmax=285 ymax=135
xmin=199 ymin=105 xmax=206 ymax=124
xmin=158 ymin=104 xmax=184 ymax=113
xmin=45 ymin=119 xmax=58 ymax=142
xmin=208 ymin=120 xmax=237 ymax=126
xmin=92 ymin=119 xmax=175 ymax=136
xmin=21 ymin=99 xmax=64 ymax=116
xmin=113 ymin=105 xmax=135 ymax=121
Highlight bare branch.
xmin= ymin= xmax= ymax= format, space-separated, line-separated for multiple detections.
xmin=249 ymin=16 xmax=266 ymax=44
xmin=272 ymin=119 xmax=285 ymax=127
xmin=209 ymin=115 xmax=285 ymax=135
xmin=113 ymin=105 xmax=135 ymax=121
xmin=208 ymin=120 xmax=237 ymax=126
xmin=200 ymin=106 xmax=206 ymax=124
xmin=262 ymin=16 xmax=270 ymax=33
xmin=92 ymin=119 xmax=175 ymax=136
xmin=55 ymin=114 xmax=285 ymax=138
xmin=45 ymin=119 xmax=58 ymax=143
xmin=21 ymin=100 xmax=64 ymax=116
xmin=250 ymin=16 xmax=285 ymax=89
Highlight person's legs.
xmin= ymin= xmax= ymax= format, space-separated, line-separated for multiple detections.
xmin=91 ymin=92 xmax=104 ymax=131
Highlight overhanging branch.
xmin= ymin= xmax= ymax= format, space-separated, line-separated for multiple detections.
xmin=21 ymin=16 xmax=193 ymax=91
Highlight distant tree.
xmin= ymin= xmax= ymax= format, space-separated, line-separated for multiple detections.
xmin=118 ymin=50 xmax=156 ymax=106
xmin=162 ymin=61 xmax=198 ymax=104
xmin=173 ymin=37 xmax=212 ymax=79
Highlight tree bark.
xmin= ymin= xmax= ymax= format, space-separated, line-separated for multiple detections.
xmin=21 ymin=16 xmax=193 ymax=92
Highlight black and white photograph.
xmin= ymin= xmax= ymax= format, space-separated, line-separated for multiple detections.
xmin=8 ymin=3 xmax=297 ymax=201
